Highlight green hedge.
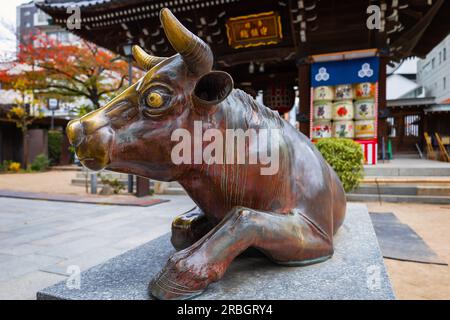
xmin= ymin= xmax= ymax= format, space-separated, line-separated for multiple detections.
xmin=48 ymin=130 xmax=63 ymax=165
xmin=30 ymin=154 xmax=50 ymax=172
xmin=316 ymin=138 xmax=364 ymax=192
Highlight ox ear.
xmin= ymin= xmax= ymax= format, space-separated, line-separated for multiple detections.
xmin=192 ymin=71 xmax=233 ymax=114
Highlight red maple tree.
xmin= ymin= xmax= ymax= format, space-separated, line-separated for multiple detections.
xmin=0 ymin=32 xmax=140 ymax=111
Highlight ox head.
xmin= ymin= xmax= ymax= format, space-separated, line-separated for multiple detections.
xmin=66 ymin=8 xmax=233 ymax=181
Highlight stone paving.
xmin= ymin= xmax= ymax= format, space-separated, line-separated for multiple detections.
xmin=1 ymin=195 xmax=449 ymax=300
xmin=0 ymin=195 xmax=195 ymax=300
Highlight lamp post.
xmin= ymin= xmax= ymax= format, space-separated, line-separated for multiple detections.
xmin=48 ymin=98 xmax=59 ymax=130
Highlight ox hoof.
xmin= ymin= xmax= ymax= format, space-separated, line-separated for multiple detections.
xmin=150 ymin=279 xmax=204 ymax=300
xmin=149 ymin=253 xmax=210 ymax=300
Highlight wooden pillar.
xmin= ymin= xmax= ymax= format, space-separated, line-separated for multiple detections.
xmin=377 ymin=57 xmax=388 ymax=140
xmin=136 ymin=176 xmax=150 ymax=197
xmin=298 ymin=62 xmax=311 ymax=137
xmin=419 ymin=109 xmax=426 ymax=149
xmin=377 ymin=56 xmax=389 ymax=159
xmin=60 ymin=133 xmax=72 ymax=165
xmin=423 ymin=110 xmax=429 ymax=135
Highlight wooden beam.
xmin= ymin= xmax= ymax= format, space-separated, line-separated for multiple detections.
xmin=216 ymin=47 xmax=296 ymax=67
xmin=231 ymin=71 xmax=297 ymax=89
xmin=378 ymin=57 xmax=388 ymax=144
xmin=390 ymin=0 xmax=444 ymax=57
xmin=401 ymin=8 xmax=423 ymax=20
xmin=287 ymin=0 xmax=299 ymax=53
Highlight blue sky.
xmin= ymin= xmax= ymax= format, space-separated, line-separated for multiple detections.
xmin=2 ymin=0 xmax=30 ymax=24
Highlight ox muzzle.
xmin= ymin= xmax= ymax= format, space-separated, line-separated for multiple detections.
xmin=66 ymin=111 xmax=113 ymax=171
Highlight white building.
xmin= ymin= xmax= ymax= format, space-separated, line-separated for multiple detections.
xmin=387 ymin=57 xmax=425 ymax=100
xmin=417 ymin=34 xmax=450 ymax=105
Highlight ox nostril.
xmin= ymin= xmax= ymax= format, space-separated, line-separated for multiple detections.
xmin=66 ymin=120 xmax=85 ymax=147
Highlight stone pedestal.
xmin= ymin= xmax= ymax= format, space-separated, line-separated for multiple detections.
xmin=37 ymin=203 xmax=395 ymax=300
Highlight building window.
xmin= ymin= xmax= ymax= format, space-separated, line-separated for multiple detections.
xmin=432 ymin=58 xmax=435 ymax=69
xmin=422 ymin=61 xmax=431 ymax=74
xmin=444 ymin=77 xmax=447 ymax=90
xmin=24 ymin=10 xmax=30 ymax=16
xmin=439 ymin=51 xmax=442 ymax=64
xmin=444 ymin=48 xmax=447 ymax=61
xmin=25 ymin=22 xmax=31 ymax=28
xmin=404 ymin=115 xmax=420 ymax=137
xmin=35 ymin=9 xmax=49 ymax=25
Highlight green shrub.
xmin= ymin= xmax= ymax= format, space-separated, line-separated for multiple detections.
xmin=48 ymin=130 xmax=63 ymax=165
xmin=316 ymin=138 xmax=364 ymax=192
xmin=98 ymin=174 xmax=125 ymax=194
xmin=30 ymin=154 xmax=50 ymax=172
xmin=0 ymin=160 xmax=13 ymax=172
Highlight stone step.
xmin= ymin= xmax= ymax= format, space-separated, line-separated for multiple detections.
xmin=50 ymin=165 xmax=81 ymax=171
xmin=346 ymin=193 xmax=450 ymax=204
xmin=364 ymin=166 xmax=450 ymax=177
xmin=75 ymin=172 xmax=131 ymax=179
xmin=72 ymin=174 xmax=182 ymax=194
xmin=71 ymin=179 xmax=137 ymax=192
xmin=153 ymin=181 xmax=186 ymax=195
xmin=71 ymin=178 xmax=130 ymax=186
xmin=353 ymin=185 xmax=450 ymax=197
xmin=362 ymin=176 xmax=450 ymax=184
xmin=393 ymin=153 xmax=420 ymax=159
xmin=162 ymin=187 xmax=187 ymax=195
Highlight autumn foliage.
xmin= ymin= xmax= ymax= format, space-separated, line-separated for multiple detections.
xmin=0 ymin=32 xmax=138 ymax=110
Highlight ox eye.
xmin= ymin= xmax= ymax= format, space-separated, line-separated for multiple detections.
xmin=142 ymin=85 xmax=173 ymax=117
xmin=146 ymin=92 xmax=163 ymax=108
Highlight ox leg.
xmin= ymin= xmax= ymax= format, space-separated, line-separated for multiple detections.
xmin=151 ymin=206 xmax=333 ymax=300
xmin=171 ymin=207 xmax=214 ymax=251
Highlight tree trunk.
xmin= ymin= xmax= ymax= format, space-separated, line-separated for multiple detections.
xmin=22 ymin=128 xmax=29 ymax=168
xmin=90 ymin=95 xmax=101 ymax=109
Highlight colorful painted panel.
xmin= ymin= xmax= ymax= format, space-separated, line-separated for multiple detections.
xmin=311 ymin=57 xmax=380 ymax=87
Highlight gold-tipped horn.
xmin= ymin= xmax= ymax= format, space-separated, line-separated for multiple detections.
xmin=132 ymin=45 xmax=166 ymax=70
xmin=160 ymin=8 xmax=213 ymax=75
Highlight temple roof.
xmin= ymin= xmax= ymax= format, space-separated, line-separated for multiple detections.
xmin=37 ymin=0 xmax=450 ymax=88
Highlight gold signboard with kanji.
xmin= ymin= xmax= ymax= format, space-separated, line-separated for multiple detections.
xmin=226 ymin=11 xmax=282 ymax=49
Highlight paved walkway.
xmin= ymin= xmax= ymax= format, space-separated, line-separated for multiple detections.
xmin=367 ymin=202 xmax=450 ymax=300
xmin=0 ymin=195 xmax=195 ymax=300
xmin=0 ymin=195 xmax=449 ymax=300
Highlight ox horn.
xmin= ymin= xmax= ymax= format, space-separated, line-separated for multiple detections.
xmin=160 ymin=8 xmax=213 ymax=75
xmin=132 ymin=45 xmax=166 ymax=70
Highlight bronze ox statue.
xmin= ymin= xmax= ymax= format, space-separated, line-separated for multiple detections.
xmin=66 ymin=8 xmax=346 ymax=300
